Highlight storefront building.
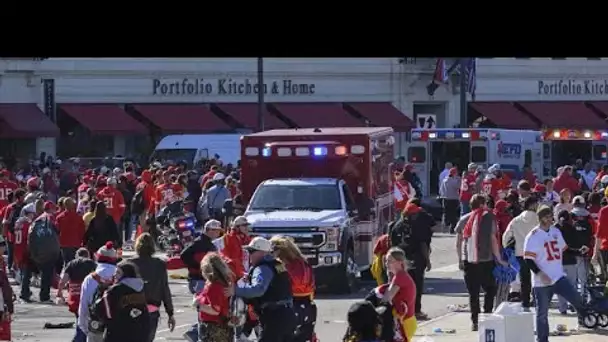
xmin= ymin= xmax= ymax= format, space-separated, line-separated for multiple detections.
xmin=471 ymin=58 xmax=608 ymax=130
xmin=0 ymin=58 xmax=465 ymax=159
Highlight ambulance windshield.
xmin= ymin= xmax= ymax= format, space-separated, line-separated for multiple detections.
xmin=249 ymin=184 xmax=342 ymax=211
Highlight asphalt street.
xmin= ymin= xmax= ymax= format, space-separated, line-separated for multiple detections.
xmin=7 ymin=232 xmax=465 ymax=341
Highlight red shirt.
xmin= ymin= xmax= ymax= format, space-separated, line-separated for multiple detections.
xmin=597 ymin=205 xmax=608 ymax=251
xmin=196 ymin=281 xmax=230 ymax=323
xmin=391 ymin=270 xmax=416 ymax=318
xmin=97 ymin=187 xmax=126 ymax=224
xmin=459 ymin=172 xmax=477 ymax=202
xmin=0 ymin=180 xmax=18 ymax=211
xmin=481 ymin=178 xmax=501 ymax=200
xmin=12 ymin=217 xmax=31 ymax=268
xmin=286 ymin=259 xmax=315 ymax=297
xmin=152 ymin=183 xmax=183 ymax=214
xmin=56 ymin=209 xmax=86 ymax=248
xmin=200 ymin=171 xmax=217 ymax=188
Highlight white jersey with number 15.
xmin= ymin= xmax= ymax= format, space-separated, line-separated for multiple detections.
xmin=523 ymin=226 xmax=567 ymax=288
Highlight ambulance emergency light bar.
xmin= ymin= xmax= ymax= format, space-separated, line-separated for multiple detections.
xmin=543 ymin=129 xmax=608 ymax=141
xmin=411 ymin=129 xmax=495 ymax=141
xmin=245 ymin=143 xmax=362 ymax=158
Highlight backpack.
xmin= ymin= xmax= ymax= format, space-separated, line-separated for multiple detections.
xmin=88 ymin=272 xmax=114 ymax=333
xmin=130 ymin=188 xmax=145 ymax=216
xmin=389 ymin=217 xmax=412 ymax=250
xmin=27 ymin=215 xmax=60 ymax=265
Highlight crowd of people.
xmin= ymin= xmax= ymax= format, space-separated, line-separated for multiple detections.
xmin=0 ymin=157 xmax=323 ymax=342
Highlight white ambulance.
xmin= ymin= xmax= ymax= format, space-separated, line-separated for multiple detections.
xmin=408 ymin=128 xmax=543 ymax=197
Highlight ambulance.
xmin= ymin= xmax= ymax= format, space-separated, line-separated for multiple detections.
xmin=240 ymin=127 xmax=394 ymax=293
xmin=541 ymin=128 xmax=608 ymax=178
xmin=408 ymin=128 xmax=543 ymax=197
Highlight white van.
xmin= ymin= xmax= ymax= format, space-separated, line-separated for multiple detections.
xmin=151 ymin=134 xmax=242 ymax=166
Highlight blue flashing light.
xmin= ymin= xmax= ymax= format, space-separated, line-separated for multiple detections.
xmin=262 ymin=147 xmax=271 ymax=157
xmin=313 ymin=147 xmax=327 ymax=156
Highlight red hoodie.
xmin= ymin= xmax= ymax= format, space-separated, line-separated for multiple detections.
xmin=493 ymin=200 xmax=512 ymax=239
xmin=56 ymin=208 xmax=86 ymax=247
xmin=97 ymin=187 xmax=125 ymax=224
xmin=553 ymin=173 xmax=580 ymax=194
xmin=136 ymin=170 xmax=155 ymax=214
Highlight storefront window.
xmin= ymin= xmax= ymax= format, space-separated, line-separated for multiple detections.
xmin=471 ymin=146 xmax=487 ymax=163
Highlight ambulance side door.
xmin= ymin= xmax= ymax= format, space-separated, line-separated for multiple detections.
xmin=406 ymin=142 xmax=430 ymax=197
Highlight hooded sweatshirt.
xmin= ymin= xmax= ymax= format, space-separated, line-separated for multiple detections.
xmin=502 ymin=210 xmax=539 ymax=256
xmin=77 ymin=263 xmax=117 ymax=334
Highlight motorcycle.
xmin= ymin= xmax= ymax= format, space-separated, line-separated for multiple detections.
xmin=156 ymin=201 xmax=198 ymax=257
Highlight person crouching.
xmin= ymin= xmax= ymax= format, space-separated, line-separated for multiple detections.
xmin=91 ymin=261 xmax=150 ymax=342
xmin=343 ymin=300 xmax=384 ymax=342
xmin=194 ymin=252 xmax=233 ymax=342
xmin=56 ymin=247 xmax=96 ymax=341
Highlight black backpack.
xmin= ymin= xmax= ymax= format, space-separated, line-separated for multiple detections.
xmin=389 ymin=217 xmax=412 ymax=249
xmin=130 ymin=188 xmax=145 ymax=216
xmin=88 ymin=273 xmax=114 ymax=333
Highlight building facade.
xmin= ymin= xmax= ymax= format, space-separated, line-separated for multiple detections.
xmin=472 ymin=58 xmax=608 ymax=130
xmin=0 ymin=58 xmax=465 ymax=159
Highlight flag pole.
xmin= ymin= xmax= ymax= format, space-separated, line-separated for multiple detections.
xmin=459 ymin=58 xmax=468 ymax=128
xmin=257 ymin=57 xmax=265 ymax=132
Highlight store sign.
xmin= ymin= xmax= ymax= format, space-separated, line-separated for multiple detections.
xmin=152 ymin=78 xmax=316 ymax=96
xmin=537 ymin=79 xmax=608 ymax=96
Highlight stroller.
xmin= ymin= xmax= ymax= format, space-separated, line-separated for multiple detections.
xmin=579 ymin=282 xmax=608 ymax=329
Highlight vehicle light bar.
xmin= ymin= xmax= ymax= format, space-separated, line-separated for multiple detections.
xmin=543 ymin=129 xmax=608 ymax=141
xmin=245 ymin=144 xmax=357 ymax=158
xmin=411 ymin=130 xmax=490 ymax=141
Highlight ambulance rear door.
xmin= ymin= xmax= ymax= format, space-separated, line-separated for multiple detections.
xmin=406 ymin=140 xmax=429 ymax=197
xmin=469 ymin=137 xmax=488 ymax=172
xmin=592 ymin=140 xmax=608 ymax=170
xmin=542 ymin=141 xmax=552 ymax=178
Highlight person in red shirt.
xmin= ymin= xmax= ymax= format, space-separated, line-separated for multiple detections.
xmin=522 ymin=165 xmax=537 ymax=186
xmin=194 ymin=252 xmax=233 ymax=342
xmin=12 ymin=203 xmax=37 ymax=280
xmin=270 ymin=235 xmax=317 ymax=342
xmin=460 ymin=163 xmax=478 ymax=215
xmin=596 ymin=202 xmax=608 ymax=280
xmin=134 ymin=170 xmax=154 ymax=235
xmin=151 ymin=171 xmax=183 ymax=215
xmin=97 ymin=178 xmax=126 ymax=226
xmin=481 ymin=172 xmax=502 ymax=205
xmin=0 ymin=170 xmax=18 ymax=211
xmin=55 ymin=198 xmax=86 ymax=265
xmin=493 ymin=199 xmax=513 ymax=239
xmin=226 ymin=177 xmax=238 ymax=198
xmin=214 ymin=216 xmax=252 ymax=279
xmin=200 ymin=165 xmax=219 ymax=189
xmin=43 ymin=201 xmax=57 ymax=222
xmin=553 ymin=165 xmax=581 ymax=194
xmin=382 ymin=247 xmax=417 ymax=342
xmin=2 ymin=188 xmax=27 ymax=273
xmin=393 ymin=171 xmax=416 ymax=216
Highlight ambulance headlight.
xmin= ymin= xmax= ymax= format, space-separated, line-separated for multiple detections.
xmin=320 ymin=227 xmax=340 ymax=251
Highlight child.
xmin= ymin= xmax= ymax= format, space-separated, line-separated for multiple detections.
xmin=194 ymin=252 xmax=234 ymax=342
xmin=343 ymin=301 xmax=384 ymax=342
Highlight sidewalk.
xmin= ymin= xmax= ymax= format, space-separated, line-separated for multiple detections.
xmin=412 ymin=311 xmax=608 ymax=342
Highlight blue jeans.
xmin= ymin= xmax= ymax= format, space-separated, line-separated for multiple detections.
xmin=534 ymin=277 xmax=583 ymax=342
xmin=185 ymin=279 xmax=205 ymax=341
xmin=73 ymin=326 xmax=86 ymax=342
xmin=460 ymin=200 xmax=471 ymax=216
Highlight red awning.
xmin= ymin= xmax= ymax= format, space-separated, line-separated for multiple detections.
xmin=272 ymin=103 xmax=362 ymax=128
xmin=469 ymin=102 xmax=538 ymax=129
xmin=60 ymin=104 xmax=147 ymax=135
xmin=216 ymin=103 xmax=287 ymax=129
xmin=132 ymin=104 xmax=231 ymax=133
xmin=345 ymin=102 xmax=414 ymax=132
xmin=0 ymin=103 xmax=59 ymax=138
xmin=517 ymin=101 xmax=607 ymax=129
xmin=587 ymin=101 xmax=608 ymax=119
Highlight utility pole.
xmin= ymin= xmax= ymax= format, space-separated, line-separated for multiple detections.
xmin=459 ymin=58 xmax=468 ymax=128
xmin=257 ymin=57 xmax=265 ymax=132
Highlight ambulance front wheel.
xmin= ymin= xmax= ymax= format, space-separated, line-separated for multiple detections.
xmin=329 ymin=247 xmax=358 ymax=294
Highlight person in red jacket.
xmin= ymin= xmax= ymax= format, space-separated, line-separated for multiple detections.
xmin=596 ymin=201 xmax=608 ymax=280
xmin=553 ymin=165 xmax=581 ymax=194
xmin=493 ymin=199 xmax=513 ymax=240
xmin=134 ymin=170 xmax=154 ymax=236
xmin=55 ymin=198 xmax=86 ymax=265
xmin=460 ymin=163 xmax=478 ymax=215
xmin=2 ymin=188 xmax=27 ymax=273
xmin=213 ymin=216 xmax=251 ymax=279
xmin=97 ymin=177 xmax=125 ymax=226
xmin=393 ymin=171 xmax=416 ymax=216
xmin=13 ymin=203 xmax=37 ymax=281
xmin=0 ymin=170 xmax=18 ymax=211
xmin=200 ymin=165 xmax=219 ymax=188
